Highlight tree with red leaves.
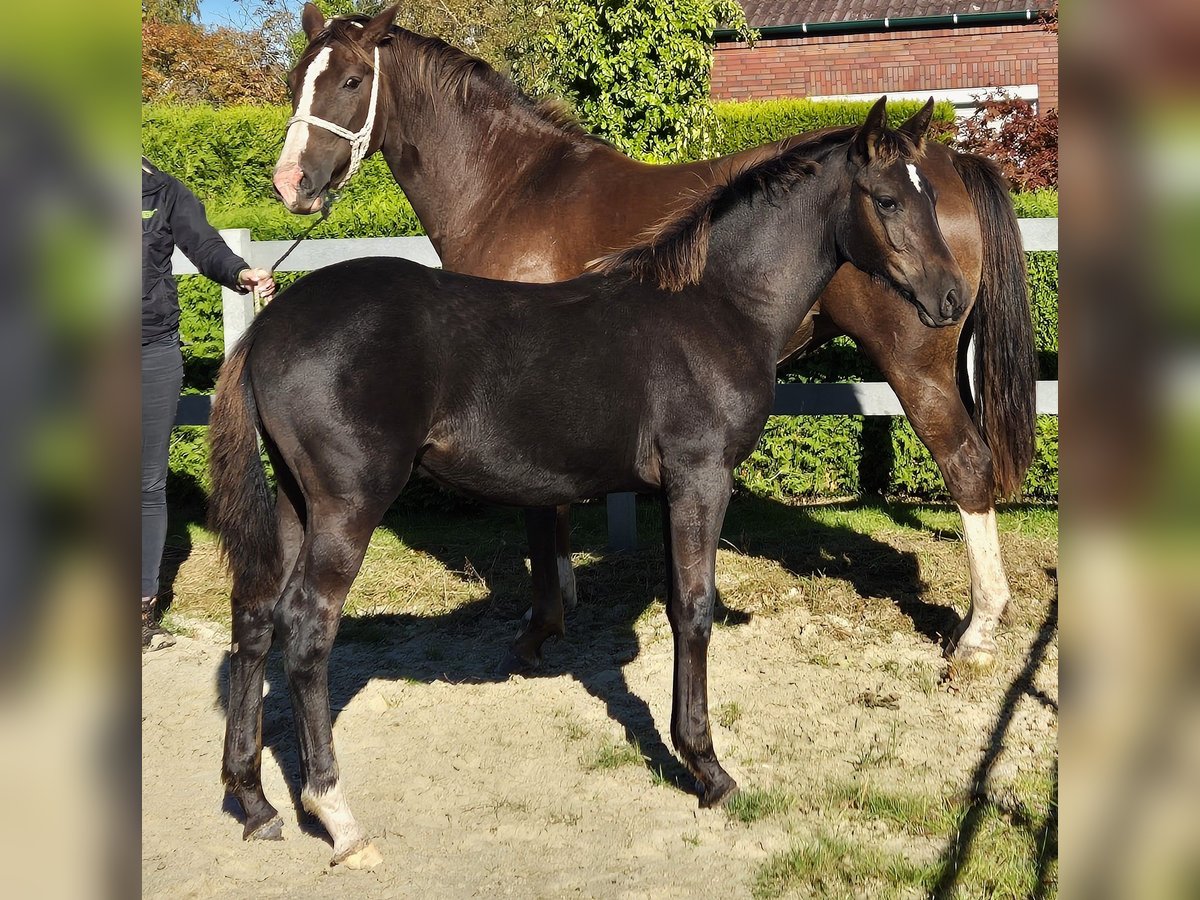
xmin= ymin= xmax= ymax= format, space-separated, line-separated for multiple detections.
xmin=954 ymin=91 xmax=1058 ymax=191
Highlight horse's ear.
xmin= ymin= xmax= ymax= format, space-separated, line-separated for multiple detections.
xmin=301 ymin=2 xmax=324 ymax=40
xmin=851 ymin=95 xmax=889 ymax=164
xmin=897 ymin=98 xmax=935 ymax=151
xmin=363 ymin=2 xmax=400 ymax=45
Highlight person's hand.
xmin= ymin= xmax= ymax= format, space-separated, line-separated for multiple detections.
xmin=238 ymin=268 xmax=277 ymax=302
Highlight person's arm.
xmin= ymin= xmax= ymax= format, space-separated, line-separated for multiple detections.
xmin=165 ymin=178 xmax=250 ymax=291
xmin=166 ymin=177 xmax=276 ymax=300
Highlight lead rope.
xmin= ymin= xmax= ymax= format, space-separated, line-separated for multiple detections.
xmin=252 ymin=199 xmax=334 ymax=313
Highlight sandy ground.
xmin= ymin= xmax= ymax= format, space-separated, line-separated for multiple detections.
xmin=142 ymin=540 xmax=1057 ymax=899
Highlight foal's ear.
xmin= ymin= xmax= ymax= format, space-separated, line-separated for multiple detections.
xmin=897 ymin=98 xmax=936 ymax=151
xmin=301 ymin=2 xmax=324 ymax=40
xmin=851 ymin=95 xmax=889 ymax=164
xmin=363 ymin=2 xmax=400 ymax=45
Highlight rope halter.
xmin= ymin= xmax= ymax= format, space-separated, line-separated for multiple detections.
xmin=285 ymin=45 xmax=382 ymax=191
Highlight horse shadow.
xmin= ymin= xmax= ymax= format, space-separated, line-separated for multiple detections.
xmin=157 ymin=470 xmax=204 ymax=615
xmin=212 ymin=490 xmax=964 ymax=840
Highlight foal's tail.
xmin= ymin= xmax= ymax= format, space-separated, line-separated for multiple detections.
xmin=208 ymin=331 xmax=281 ymax=601
xmin=954 ymin=151 xmax=1037 ymax=499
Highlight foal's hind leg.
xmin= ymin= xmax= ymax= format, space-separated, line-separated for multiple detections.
xmin=661 ymin=467 xmax=738 ymax=807
xmin=223 ymin=481 xmax=304 ymax=841
xmin=555 ymin=504 xmax=578 ymax=609
xmin=507 ymin=506 xmax=566 ymax=672
xmin=275 ymin=496 xmax=386 ymax=868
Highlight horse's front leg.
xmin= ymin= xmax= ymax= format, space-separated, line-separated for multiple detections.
xmin=872 ymin=342 xmax=1011 ymax=666
xmin=507 ymin=506 xmax=566 ymax=671
xmin=661 ymin=466 xmax=738 ymax=807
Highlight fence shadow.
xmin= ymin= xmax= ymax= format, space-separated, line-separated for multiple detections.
xmin=930 ymin=569 xmax=1059 ymax=898
xmin=210 ymin=490 xmax=965 ymax=840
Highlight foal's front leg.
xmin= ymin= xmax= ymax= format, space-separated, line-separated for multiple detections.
xmin=662 ymin=468 xmax=738 ymax=807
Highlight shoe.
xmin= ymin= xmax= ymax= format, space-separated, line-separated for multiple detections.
xmin=142 ymin=597 xmax=176 ymax=652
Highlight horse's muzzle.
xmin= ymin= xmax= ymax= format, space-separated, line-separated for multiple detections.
xmin=272 ymin=164 xmax=325 ymax=215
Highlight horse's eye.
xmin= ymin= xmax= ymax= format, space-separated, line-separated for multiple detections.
xmin=344 ymin=77 xmax=362 ymax=90
xmin=875 ymin=196 xmax=897 ymax=212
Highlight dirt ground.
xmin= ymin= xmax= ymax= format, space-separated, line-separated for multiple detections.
xmin=142 ymin=516 xmax=1057 ymax=898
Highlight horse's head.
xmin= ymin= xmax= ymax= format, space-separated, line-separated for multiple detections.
xmin=273 ymin=2 xmax=398 ymax=214
xmin=837 ymin=97 xmax=968 ymax=327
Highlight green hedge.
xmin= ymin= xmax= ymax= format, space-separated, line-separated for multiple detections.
xmin=146 ymin=99 xmax=1057 ymax=504
xmin=707 ymin=98 xmax=957 ymax=158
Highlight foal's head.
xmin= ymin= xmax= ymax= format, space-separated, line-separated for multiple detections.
xmin=273 ymin=3 xmax=399 ymax=213
xmin=839 ymin=97 xmax=968 ymax=326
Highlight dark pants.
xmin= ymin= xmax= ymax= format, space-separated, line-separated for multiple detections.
xmin=142 ymin=334 xmax=183 ymax=599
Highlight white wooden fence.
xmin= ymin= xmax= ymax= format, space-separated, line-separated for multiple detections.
xmin=173 ymin=220 xmax=1058 ymax=548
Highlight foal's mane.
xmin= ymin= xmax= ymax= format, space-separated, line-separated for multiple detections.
xmin=312 ymin=16 xmax=606 ymax=145
xmin=589 ymin=130 xmax=855 ymax=293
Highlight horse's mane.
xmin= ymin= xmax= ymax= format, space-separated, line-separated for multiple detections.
xmin=314 ymin=16 xmax=607 ymax=145
xmin=589 ymin=130 xmax=858 ymax=292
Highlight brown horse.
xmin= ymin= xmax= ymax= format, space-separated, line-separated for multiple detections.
xmin=215 ymin=101 xmax=965 ymax=863
xmin=272 ymin=5 xmax=1033 ymax=666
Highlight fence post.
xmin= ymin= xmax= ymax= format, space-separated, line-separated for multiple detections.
xmin=606 ymin=492 xmax=637 ymax=551
xmin=220 ymin=228 xmax=255 ymax=358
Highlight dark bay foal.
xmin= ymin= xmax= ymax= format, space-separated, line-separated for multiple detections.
xmin=211 ymin=100 xmax=964 ymax=866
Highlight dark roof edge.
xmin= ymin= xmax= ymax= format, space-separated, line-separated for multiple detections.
xmin=715 ymin=9 xmax=1052 ymax=41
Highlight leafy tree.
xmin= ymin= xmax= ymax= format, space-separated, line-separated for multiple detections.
xmin=239 ymin=0 xmax=542 ymax=73
xmin=143 ymin=0 xmax=200 ymax=24
xmin=142 ymin=21 xmax=288 ymax=105
xmin=510 ymin=1 xmax=753 ymax=161
xmin=953 ymin=91 xmax=1058 ymax=191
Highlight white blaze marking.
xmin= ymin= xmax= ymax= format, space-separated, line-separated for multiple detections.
xmin=278 ymin=46 xmax=333 ymax=170
xmin=907 ymin=163 xmax=923 ymax=193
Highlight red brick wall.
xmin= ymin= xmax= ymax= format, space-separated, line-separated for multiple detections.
xmin=712 ymin=24 xmax=1058 ymax=110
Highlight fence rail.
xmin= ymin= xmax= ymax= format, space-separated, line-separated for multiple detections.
xmin=173 ymin=221 xmax=1059 ymax=548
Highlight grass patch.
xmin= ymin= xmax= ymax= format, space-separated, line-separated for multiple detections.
xmin=725 ymin=787 xmax=794 ymax=824
xmin=586 ymin=739 xmax=645 ymax=771
xmin=824 ymin=781 xmax=963 ymax=837
xmin=803 ymin=765 xmax=1059 ymax=898
xmin=716 ymin=701 xmax=743 ymax=728
xmin=753 ymin=831 xmax=935 ymax=899
xmin=851 ymin=723 xmax=900 ymax=773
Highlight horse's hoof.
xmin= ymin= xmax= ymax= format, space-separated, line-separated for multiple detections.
xmin=699 ymin=774 xmax=739 ymax=809
xmin=243 ymin=814 xmax=284 ymax=841
xmin=333 ymin=840 xmax=383 ymax=869
xmin=949 ymin=642 xmax=996 ymax=670
xmin=498 ymin=647 xmax=540 ymax=676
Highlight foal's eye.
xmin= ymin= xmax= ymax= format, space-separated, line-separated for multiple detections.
xmin=344 ymin=77 xmax=362 ymax=89
xmin=875 ymin=196 xmax=898 ymax=212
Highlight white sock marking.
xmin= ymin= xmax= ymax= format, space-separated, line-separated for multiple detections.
xmin=301 ymin=779 xmax=366 ymax=856
xmin=957 ymin=508 xmax=1011 ymax=651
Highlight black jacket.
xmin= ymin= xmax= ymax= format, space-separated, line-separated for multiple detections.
xmin=142 ymin=159 xmax=249 ymax=344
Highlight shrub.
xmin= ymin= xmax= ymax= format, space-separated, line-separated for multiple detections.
xmin=147 ymin=99 xmax=1057 ymax=503
xmin=953 ymin=91 xmax=1058 ymax=191
xmin=708 ymin=98 xmax=956 ymax=159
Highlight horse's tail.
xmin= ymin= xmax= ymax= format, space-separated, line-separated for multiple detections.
xmin=954 ymin=150 xmax=1037 ymax=499
xmin=208 ymin=329 xmax=281 ymax=601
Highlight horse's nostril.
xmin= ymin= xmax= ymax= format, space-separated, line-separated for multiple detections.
xmin=298 ymin=173 xmax=313 ymax=198
xmin=941 ymin=289 xmax=959 ymax=320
